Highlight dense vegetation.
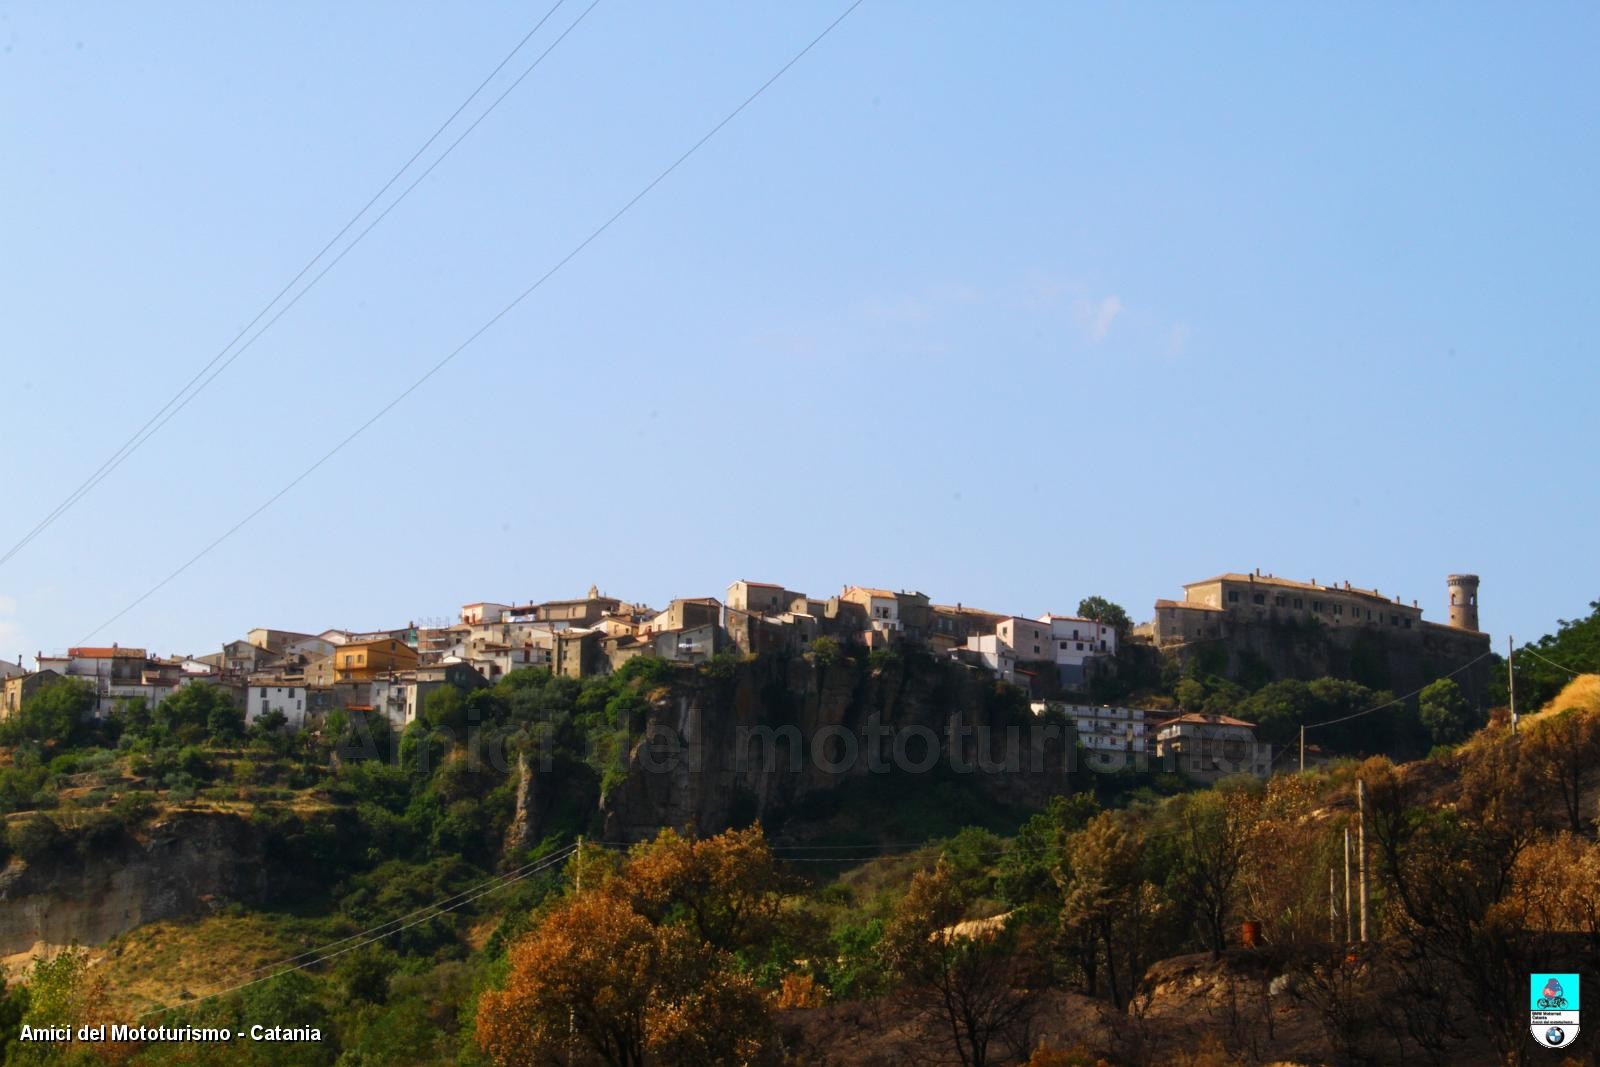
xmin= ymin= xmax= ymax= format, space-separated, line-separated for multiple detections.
xmin=1 ymin=598 xmax=1597 ymax=1064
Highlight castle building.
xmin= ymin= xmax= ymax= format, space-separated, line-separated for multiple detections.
xmin=1140 ymin=571 xmax=1484 ymax=646
xmin=1135 ymin=570 xmax=1493 ymax=707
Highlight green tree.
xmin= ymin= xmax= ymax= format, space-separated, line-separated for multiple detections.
xmin=0 ymin=678 xmax=95 ymax=749
xmin=1075 ymin=596 xmax=1132 ymax=637
xmin=1419 ymin=678 xmax=1473 ymax=746
xmin=8 ymin=946 xmax=108 ymax=1066
xmin=1513 ymin=598 xmax=1600 ymax=711
xmin=1056 ymin=812 xmax=1161 ymax=1009
xmin=808 ymin=636 xmax=841 ymax=668
xmin=157 ymin=682 xmax=241 ymax=743
xmin=1168 ymin=787 xmax=1257 ymax=956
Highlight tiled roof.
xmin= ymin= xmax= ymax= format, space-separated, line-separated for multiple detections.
xmin=1165 ymin=712 xmax=1257 ymax=729
xmin=1154 ymin=599 xmax=1222 ymax=612
xmin=1183 ymin=572 xmax=1415 ymax=606
xmin=68 ymin=646 xmax=148 ymax=658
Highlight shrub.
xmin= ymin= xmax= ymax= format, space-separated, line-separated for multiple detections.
xmin=809 ymin=637 xmax=841 ymax=668
xmin=7 ymin=815 xmax=65 ymax=862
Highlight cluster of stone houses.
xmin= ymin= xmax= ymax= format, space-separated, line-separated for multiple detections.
xmin=1 ymin=579 xmax=1124 ymax=734
xmin=9 ymin=568 xmax=1474 ymax=786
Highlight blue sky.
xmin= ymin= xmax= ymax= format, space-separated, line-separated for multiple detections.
xmin=1 ymin=1 xmax=1595 ymax=663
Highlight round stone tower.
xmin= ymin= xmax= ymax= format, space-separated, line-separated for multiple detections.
xmin=1447 ymin=574 xmax=1480 ymax=631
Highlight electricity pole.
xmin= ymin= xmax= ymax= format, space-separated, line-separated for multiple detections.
xmin=1329 ymin=867 xmax=1337 ymax=943
xmin=1508 ymin=634 xmax=1517 ymax=737
xmin=1357 ymin=779 xmax=1369 ymax=942
xmin=1343 ymin=827 xmax=1353 ymax=942
xmin=1299 ymin=724 xmax=1305 ymax=773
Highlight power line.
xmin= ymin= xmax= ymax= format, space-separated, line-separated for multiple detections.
xmin=1520 ymin=645 xmax=1589 ymax=678
xmin=222 ymin=844 xmax=579 ymax=981
xmin=78 ymin=0 xmax=866 ymax=644
xmin=0 ymin=0 xmax=584 ymax=573
xmin=1302 ymin=649 xmax=1498 ymax=731
xmin=136 ymin=844 xmax=577 ymax=1021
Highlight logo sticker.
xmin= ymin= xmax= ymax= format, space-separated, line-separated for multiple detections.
xmin=1530 ymin=973 xmax=1580 ymax=1049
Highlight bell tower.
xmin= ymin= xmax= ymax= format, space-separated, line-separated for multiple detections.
xmin=1447 ymin=574 xmax=1480 ymax=631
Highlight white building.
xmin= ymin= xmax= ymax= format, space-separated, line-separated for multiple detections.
xmin=461 ymin=602 xmax=512 ymax=626
xmin=247 ymin=683 xmax=308 ymax=730
xmin=1037 ymin=614 xmax=1118 ymax=686
xmin=996 ymin=617 xmax=1052 ymax=660
xmin=1155 ymin=713 xmax=1273 ymax=783
xmin=1032 ymin=701 xmax=1147 ymax=772
xmin=964 ymin=634 xmax=1018 ymax=684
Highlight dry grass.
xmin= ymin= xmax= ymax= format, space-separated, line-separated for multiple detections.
xmin=90 ymin=913 xmax=324 ymax=1015
xmin=1526 ymin=673 xmax=1600 ymax=722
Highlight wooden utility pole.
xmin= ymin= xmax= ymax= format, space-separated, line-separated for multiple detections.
xmin=569 ymin=835 xmax=583 ymax=1065
xmin=1508 ymin=634 xmax=1517 ymax=737
xmin=1343 ymin=827 xmax=1353 ymax=942
xmin=1329 ymin=867 xmax=1337 ymax=943
xmin=1357 ymin=779 xmax=1369 ymax=942
xmin=1299 ymin=724 xmax=1305 ymax=773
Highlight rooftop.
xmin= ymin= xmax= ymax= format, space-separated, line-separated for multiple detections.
xmin=1184 ymin=572 xmax=1418 ymax=606
xmin=1154 ymin=598 xmax=1223 ymax=613
xmin=1163 ymin=712 xmax=1258 ymax=729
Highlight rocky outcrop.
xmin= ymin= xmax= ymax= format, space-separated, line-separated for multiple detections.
xmin=0 ymin=812 xmax=272 ymax=970
xmin=599 ymin=652 xmax=1073 ymax=841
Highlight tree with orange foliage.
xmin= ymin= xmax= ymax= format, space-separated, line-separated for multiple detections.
xmin=621 ymin=825 xmax=785 ymax=954
xmin=880 ymin=858 xmax=1036 ymax=1067
xmin=475 ymin=828 xmax=778 ymax=1067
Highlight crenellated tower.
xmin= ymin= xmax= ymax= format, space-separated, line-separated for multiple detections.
xmin=1447 ymin=574 xmax=1480 ymax=631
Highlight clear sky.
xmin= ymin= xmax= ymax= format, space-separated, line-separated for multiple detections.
xmin=1 ymin=1 xmax=1596 ymax=664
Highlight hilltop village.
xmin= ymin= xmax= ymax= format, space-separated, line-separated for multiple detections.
xmin=0 ymin=570 xmax=1491 ymax=785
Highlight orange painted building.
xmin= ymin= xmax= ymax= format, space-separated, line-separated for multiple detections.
xmin=332 ymin=638 xmax=419 ymax=682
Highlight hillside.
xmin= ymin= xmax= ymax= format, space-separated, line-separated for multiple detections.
xmin=1 ymin=656 xmax=1597 ymax=1064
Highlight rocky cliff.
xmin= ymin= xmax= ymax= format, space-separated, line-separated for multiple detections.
xmin=0 ymin=812 xmax=272 ymax=972
xmin=594 ymin=651 xmax=1073 ymax=842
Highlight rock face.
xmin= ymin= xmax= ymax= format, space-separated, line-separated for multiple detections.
xmin=1160 ymin=616 xmax=1492 ymax=705
xmin=599 ymin=652 xmax=1073 ymax=841
xmin=0 ymin=812 xmax=272 ymax=969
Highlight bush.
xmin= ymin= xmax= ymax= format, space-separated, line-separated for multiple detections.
xmin=111 ymin=792 xmax=156 ymax=825
xmin=6 ymin=815 xmax=65 ymax=862
xmin=175 ymin=746 xmax=213 ymax=780
xmin=809 ymin=637 xmax=841 ymax=668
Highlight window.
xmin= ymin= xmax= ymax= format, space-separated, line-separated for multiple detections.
xmin=1227 ymin=591 xmax=1240 ymax=603
xmin=1033 ymin=645 xmax=1040 ymax=654
xmin=1403 ymin=617 xmax=1412 ymax=629
xmin=1060 ymin=641 xmax=1069 ymax=650
xmin=1076 ymin=642 xmax=1084 ymax=651
xmin=1252 ymin=593 xmax=1265 ymax=605
xmin=1293 ymin=598 xmax=1303 ymax=609
xmin=1312 ymin=601 xmax=1323 ymax=612
xmin=259 ymin=687 xmax=267 ymax=698
xmin=1274 ymin=595 xmax=1286 ymax=607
